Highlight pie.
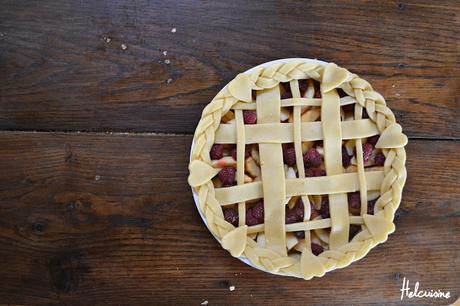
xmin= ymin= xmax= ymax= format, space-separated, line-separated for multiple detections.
xmin=188 ymin=59 xmax=408 ymax=279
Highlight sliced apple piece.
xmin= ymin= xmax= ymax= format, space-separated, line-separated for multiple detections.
xmin=368 ymin=191 xmax=380 ymax=201
xmin=280 ymin=108 xmax=291 ymax=122
xmin=212 ymin=177 xmax=223 ymax=188
xmin=286 ymin=233 xmax=299 ymax=251
xmin=221 ymin=111 xmax=235 ymax=123
xmin=316 ymin=146 xmax=324 ymax=156
xmin=301 ymin=107 xmax=320 ymax=122
xmin=244 ymin=174 xmax=253 ymax=183
xmin=302 ymin=141 xmax=314 ymax=153
xmin=245 ymin=157 xmax=261 ymax=178
xmin=211 ymin=156 xmax=236 ymax=168
xmin=257 ymin=233 xmax=266 ymax=247
xmin=286 ymin=167 xmax=297 ymax=179
xmin=251 ymin=147 xmax=260 ymax=165
xmin=303 ymin=79 xmax=314 ymax=98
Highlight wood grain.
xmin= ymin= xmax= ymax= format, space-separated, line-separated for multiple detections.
xmin=0 ymin=132 xmax=458 ymax=305
xmin=1 ymin=0 xmax=459 ymax=138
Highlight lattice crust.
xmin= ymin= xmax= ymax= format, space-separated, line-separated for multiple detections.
xmin=188 ymin=61 xmax=408 ymax=279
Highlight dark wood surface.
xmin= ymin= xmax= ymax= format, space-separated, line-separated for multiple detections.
xmin=0 ymin=0 xmax=458 ymax=305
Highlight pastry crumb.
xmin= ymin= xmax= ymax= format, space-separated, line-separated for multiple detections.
xmin=103 ymin=36 xmax=111 ymax=43
xmin=121 ymin=44 xmax=127 ymax=50
xmin=164 ymin=59 xmax=171 ymax=64
xmin=229 ymin=285 xmax=235 ymax=291
xmin=166 ymin=78 xmax=173 ymax=84
xmin=162 ymin=50 xmax=168 ymax=56
xmin=171 ymin=27 xmax=177 ymax=33
xmin=200 ymin=301 xmax=208 ymax=305
xmin=95 ymin=175 xmax=101 ymax=181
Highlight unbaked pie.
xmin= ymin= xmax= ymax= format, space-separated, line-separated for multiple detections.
xmin=188 ymin=59 xmax=407 ymax=279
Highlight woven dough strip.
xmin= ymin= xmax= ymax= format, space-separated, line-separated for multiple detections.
xmin=188 ymin=61 xmax=407 ymax=279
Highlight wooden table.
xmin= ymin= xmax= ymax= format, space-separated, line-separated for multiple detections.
xmin=0 ymin=1 xmax=458 ymax=305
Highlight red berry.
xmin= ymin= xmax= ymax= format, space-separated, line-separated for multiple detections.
xmin=311 ymin=243 xmax=324 ymax=256
xmin=243 ymin=110 xmax=257 ymax=124
xmin=286 ymin=198 xmax=305 ymax=224
xmin=363 ymin=109 xmax=369 ymax=119
xmin=342 ymin=104 xmax=355 ymax=113
xmin=210 ymin=144 xmax=224 ymax=160
xmin=320 ymin=197 xmax=330 ymax=219
xmin=337 ymin=88 xmax=348 ymax=98
xmin=231 ymin=148 xmax=236 ymax=161
xmin=285 ymin=209 xmax=298 ymax=224
xmin=315 ymin=169 xmax=326 ymax=177
xmin=245 ymin=213 xmax=259 ymax=226
xmin=313 ymin=80 xmax=321 ymax=98
xmin=349 ymin=225 xmax=361 ymax=240
xmin=367 ymin=135 xmax=380 ymax=146
xmin=218 ymin=167 xmax=236 ymax=186
xmin=294 ymin=231 xmax=305 ymax=239
xmin=281 ymin=92 xmax=292 ymax=99
xmin=305 ymin=168 xmax=315 ymax=177
xmin=223 ymin=208 xmax=238 ymax=226
xmin=310 ymin=202 xmax=319 ymax=219
xmin=362 ymin=143 xmax=373 ymax=163
xmin=283 ymin=147 xmax=297 ymax=167
xmin=304 ymin=148 xmax=322 ymax=168
xmin=294 ymin=198 xmax=305 ymax=220
xmin=367 ymin=199 xmax=377 ymax=215
xmin=281 ymin=83 xmax=292 ymax=99
xmin=231 ymin=145 xmax=251 ymax=160
xmin=298 ymin=80 xmax=308 ymax=96
xmin=250 ymin=201 xmax=264 ymax=221
xmin=375 ymin=152 xmax=385 ymax=166
xmin=348 ymin=192 xmax=361 ymax=210
xmin=342 ymin=145 xmax=352 ymax=168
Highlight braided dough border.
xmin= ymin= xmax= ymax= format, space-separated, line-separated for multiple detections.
xmin=188 ymin=60 xmax=407 ymax=279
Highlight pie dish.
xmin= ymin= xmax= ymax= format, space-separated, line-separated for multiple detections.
xmin=188 ymin=58 xmax=408 ymax=279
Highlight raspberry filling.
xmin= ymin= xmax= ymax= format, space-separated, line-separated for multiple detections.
xmin=243 ymin=110 xmax=257 ymax=124
xmin=231 ymin=144 xmax=251 ymax=161
xmin=347 ymin=192 xmax=378 ymax=215
xmin=374 ymin=152 xmax=385 ymax=166
xmin=320 ymin=197 xmax=330 ymax=219
xmin=223 ymin=208 xmax=239 ymax=226
xmin=246 ymin=201 xmax=264 ymax=226
xmin=218 ymin=167 xmax=236 ymax=186
xmin=362 ymin=143 xmax=373 ymax=163
xmin=283 ymin=146 xmax=297 ymax=167
xmin=285 ymin=198 xmax=305 ymax=224
xmin=304 ymin=148 xmax=322 ymax=168
xmin=210 ymin=144 xmax=224 ymax=160
xmin=342 ymin=145 xmax=352 ymax=168
xmin=311 ymin=243 xmax=324 ymax=256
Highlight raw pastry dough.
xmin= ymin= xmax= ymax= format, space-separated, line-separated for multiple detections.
xmin=188 ymin=60 xmax=407 ymax=279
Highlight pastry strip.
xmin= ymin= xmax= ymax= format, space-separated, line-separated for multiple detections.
xmin=232 ymin=96 xmax=356 ymax=109
xmin=215 ymin=171 xmax=384 ymax=205
xmin=321 ymin=90 xmax=349 ymax=249
xmin=354 ymin=104 xmax=368 ymax=216
xmin=234 ymin=109 xmax=247 ymax=226
xmin=215 ymin=120 xmax=379 ymax=144
xmin=289 ymin=80 xmax=311 ymax=250
xmin=257 ymin=86 xmax=287 ymax=256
